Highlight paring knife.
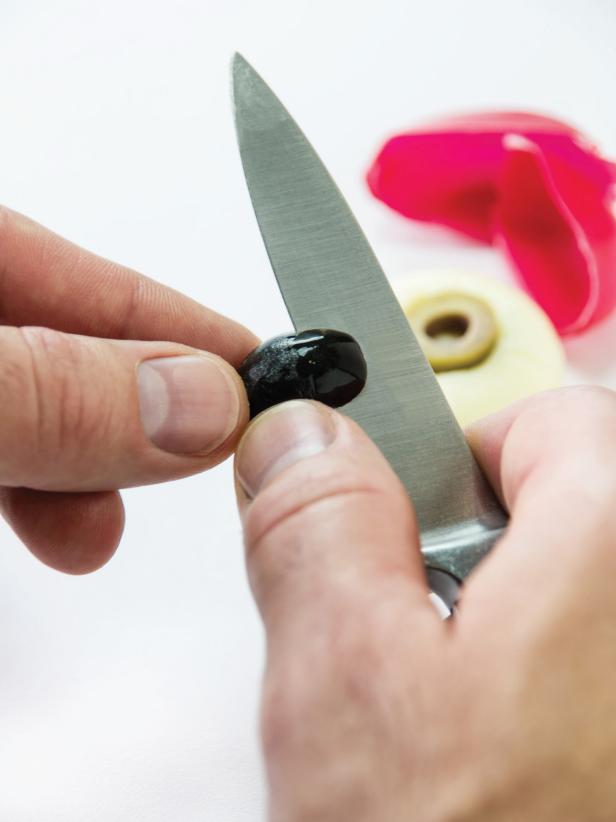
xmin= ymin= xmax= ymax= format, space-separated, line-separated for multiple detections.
xmin=232 ymin=54 xmax=508 ymax=607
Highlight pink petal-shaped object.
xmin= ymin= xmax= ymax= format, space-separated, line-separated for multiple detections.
xmin=495 ymin=136 xmax=616 ymax=335
xmin=367 ymin=112 xmax=615 ymax=244
xmin=367 ymin=111 xmax=616 ymax=333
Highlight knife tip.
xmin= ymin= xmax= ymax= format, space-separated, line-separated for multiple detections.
xmin=231 ymin=51 xmax=247 ymax=70
xmin=231 ymin=51 xmax=253 ymax=87
xmin=230 ymin=52 xmax=254 ymax=106
xmin=230 ymin=53 xmax=290 ymax=137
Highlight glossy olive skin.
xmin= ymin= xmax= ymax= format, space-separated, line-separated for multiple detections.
xmin=238 ymin=329 xmax=367 ymax=419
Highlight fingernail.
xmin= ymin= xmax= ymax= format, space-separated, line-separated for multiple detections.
xmin=137 ymin=355 xmax=241 ymax=454
xmin=236 ymin=400 xmax=336 ymax=498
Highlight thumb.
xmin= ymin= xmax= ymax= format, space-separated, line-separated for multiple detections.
xmin=0 ymin=325 xmax=249 ymax=491
xmin=234 ymin=400 xmax=438 ymax=637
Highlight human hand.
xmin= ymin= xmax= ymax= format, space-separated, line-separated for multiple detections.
xmin=0 ymin=205 xmax=257 ymax=573
xmin=234 ymin=388 xmax=616 ymax=821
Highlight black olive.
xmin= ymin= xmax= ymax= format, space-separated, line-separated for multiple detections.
xmin=238 ymin=329 xmax=367 ymax=418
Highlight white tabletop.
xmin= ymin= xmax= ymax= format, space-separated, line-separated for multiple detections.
xmin=1 ymin=1 xmax=615 ymax=819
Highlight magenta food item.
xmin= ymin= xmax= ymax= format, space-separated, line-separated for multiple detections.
xmin=367 ymin=112 xmax=616 ymax=334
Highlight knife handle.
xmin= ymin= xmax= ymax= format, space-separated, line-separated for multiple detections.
xmin=426 ymin=567 xmax=461 ymax=615
xmin=424 ymin=521 xmax=508 ymax=613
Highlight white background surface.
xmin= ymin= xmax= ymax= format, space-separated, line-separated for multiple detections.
xmin=1 ymin=1 xmax=615 ymax=820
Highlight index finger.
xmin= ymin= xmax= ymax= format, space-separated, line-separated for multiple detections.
xmin=461 ymin=386 xmax=616 ymax=615
xmin=0 ymin=206 xmax=258 ymax=365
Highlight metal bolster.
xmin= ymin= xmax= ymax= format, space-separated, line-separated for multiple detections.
xmin=421 ymin=522 xmax=508 ymax=581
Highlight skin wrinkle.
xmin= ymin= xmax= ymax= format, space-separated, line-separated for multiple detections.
xmin=0 ymin=328 xmax=42 ymax=476
xmin=7 ymin=195 xmax=616 ymax=816
xmin=20 ymin=328 xmax=49 ymax=465
xmin=0 ymin=336 xmax=252 ymax=494
xmin=236 ymin=387 xmax=616 ymax=821
xmin=245 ymin=484 xmax=393 ymax=560
xmin=107 ymin=263 xmax=155 ymax=342
xmin=37 ymin=328 xmax=83 ymax=463
xmin=72 ymin=338 xmax=113 ymax=466
xmin=20 ymin=328 xmax=100 ymax=473
xmin=248 ymin=490 xmax=415 ymax=621
xmin=498 ymin=416 xmax=539 ymax=510
xmin=0 ymin=204 xmax=256 ymax=571
xmin=93 ymin=256 xmax=243 ymax=359
xmin=0 ymin=206 xmax=259 ymax=364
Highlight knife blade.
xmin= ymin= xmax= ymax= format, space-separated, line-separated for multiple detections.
xmin=232 ymin=53 xmax=507 ymax=586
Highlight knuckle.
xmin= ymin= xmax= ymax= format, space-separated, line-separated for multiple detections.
xmin=244 ymin=459 xmax=392 ymax=556
xmin=557 ymin=384 xmax=616 ymax=422
xmin=505 ymin=386 xmax=616 ymax=545
xmin=0 ymin=324 xmax=123 ymax=487
xmin=106 ymin=266 xmax=144 ymax=340
xmin=245 ymin=485 xmax=390 ymax=596
xmin=242 ymin=449 xmax=413 ymax=607
xmin=509 ymin=385 xmax=616 ymax=467
xmin=0 ymin=327 xmax=43 ymax=478
xmin=524 ymin=385 xmax=616 ymax=431
xmin=17 ymin=327 xmax=100 ymax=468
xmin=0 ymin=327 xmax=28 ymax=403
xmin=0 ymin=326 xmax=35 ymax=415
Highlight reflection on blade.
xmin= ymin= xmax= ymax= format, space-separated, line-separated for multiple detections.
xmin=232 ymin=54 xmax=507 ymax=581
